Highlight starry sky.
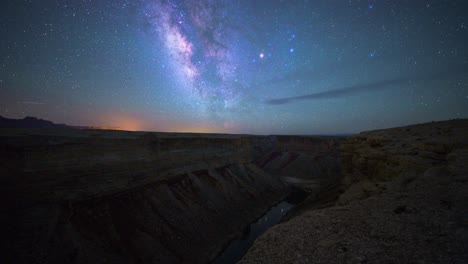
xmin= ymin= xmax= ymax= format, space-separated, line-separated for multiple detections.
xmin=1 ymin=0 xmax=467 ymax=134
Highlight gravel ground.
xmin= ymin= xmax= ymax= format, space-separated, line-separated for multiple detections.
xmin=239 ymin=165 xmax=468 ymax=264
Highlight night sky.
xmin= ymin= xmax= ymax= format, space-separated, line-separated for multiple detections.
xmin=1 ymin=0 xmax=467 ymax=134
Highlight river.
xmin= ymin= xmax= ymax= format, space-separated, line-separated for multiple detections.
xmin=212 ymin=189 xmax=307 ymax=264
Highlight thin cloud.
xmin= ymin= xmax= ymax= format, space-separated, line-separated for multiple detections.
xmin=265 ymin=66 xmax=466 ymax=105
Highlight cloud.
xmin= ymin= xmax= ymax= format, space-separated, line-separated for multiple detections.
xmin=265 ymin=65 xmax=466 ymax=105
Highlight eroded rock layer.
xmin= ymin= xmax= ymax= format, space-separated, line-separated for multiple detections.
xmin=240 ymin=119 xmax=468 ymax=264
xmin=3 ymin=120 xmax=466 ymax=264
xmin=257 ymin=136 xmax=345 ymax=211
xmin=0 ymin=130 xmax=285 ymax=264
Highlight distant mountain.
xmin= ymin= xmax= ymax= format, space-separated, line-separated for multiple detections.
xmin=0 ymin=116 xmax=70 ymax=129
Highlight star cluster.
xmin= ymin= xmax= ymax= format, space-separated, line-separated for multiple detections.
xmin=0 ymin=0 xmax=467 ymax=134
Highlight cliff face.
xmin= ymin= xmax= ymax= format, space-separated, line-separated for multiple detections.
xmin=257 ymin=136 xmax=344 ymax=200
xmin=240 ymin=119 xmax=468 ymax=264
xmin=4 ymin=120 xmax=465 ymax=264
xmin=338 ymin=119 xmax=468 ymax=204
xmin=37 ymin=164 xmax=285 ymax=264
xmin=0 ymin=130 xmax=286 ymax=264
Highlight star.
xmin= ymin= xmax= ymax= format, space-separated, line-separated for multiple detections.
xmin=0 ymin=0 xmax=465 ymax=134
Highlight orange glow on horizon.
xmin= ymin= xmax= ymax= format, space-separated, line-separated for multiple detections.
xmin=87 ymin=111 xmax=243 ymax=134
xmin=114 ymin=116 xmax=142 ymax=131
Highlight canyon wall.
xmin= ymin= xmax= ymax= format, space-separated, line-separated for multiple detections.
xmin=7 ymin=120 xmax=462 ymax=264
xmin=257 ymin=135 xmax=344 ymax=200
xmin=337 ymin=119 xmax=468 ymax=204
xmin=240 ymin=119 xmax=468 ymax=264
xmin=0 ymin=129 xmax=286 ymax=264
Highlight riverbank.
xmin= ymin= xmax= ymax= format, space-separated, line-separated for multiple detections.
xmin=213 ymin=190 xmax=308 ymax=264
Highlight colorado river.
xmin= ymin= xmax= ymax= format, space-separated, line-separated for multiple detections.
xmin=212 ymin=190 xmax=307 ymax=264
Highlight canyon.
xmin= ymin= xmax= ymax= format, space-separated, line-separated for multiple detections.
xmin=241 ymin=119 xmax=468 ymax=263
xmin=0 ymin=119 xmax=467 ymax=263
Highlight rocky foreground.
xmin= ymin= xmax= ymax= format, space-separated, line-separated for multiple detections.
xmin=240 ymin=119 xmax=468 ymax=264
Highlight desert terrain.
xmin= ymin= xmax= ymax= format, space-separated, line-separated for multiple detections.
xmin=0 ymin=119 xmax=467 ymax=263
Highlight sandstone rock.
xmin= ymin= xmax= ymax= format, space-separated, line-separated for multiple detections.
xmin=240 ymin=119 xmax=468 ymax=264
xmin=0 ymin=130 xmax=287 ymax=264
xmin=337 ymin=180 xmax=382 ymax=205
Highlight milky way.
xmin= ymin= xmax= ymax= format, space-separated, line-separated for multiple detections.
xmin=0 ymin=0 xmax=467 ymax=134
xmin=145 ymin=0 xmax=246 ymax=124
